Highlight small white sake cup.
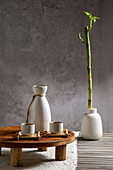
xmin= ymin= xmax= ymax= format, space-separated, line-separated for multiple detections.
xmin=21 ymin=123 xmax=35 ymax=135
xmin=50 ymin=122 xmax=63 ymax=133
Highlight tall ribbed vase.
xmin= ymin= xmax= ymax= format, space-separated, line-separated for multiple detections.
xmin=27 ymin=85 xmax=51 ymax=132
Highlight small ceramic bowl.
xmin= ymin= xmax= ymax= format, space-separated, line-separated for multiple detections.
xmin=21 ymin=123 xmax=35 ymax=135
xmin=50 ymin=122 xmax=63 ymax=133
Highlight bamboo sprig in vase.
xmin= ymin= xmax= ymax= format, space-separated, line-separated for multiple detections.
xmin=77 ymin=11 xmax=100 ymax=109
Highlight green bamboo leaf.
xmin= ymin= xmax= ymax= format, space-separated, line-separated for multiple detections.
xmin=92 ymin=16 xmax=100 ymax=24
xmin=77 ymin=33 xmax=85 ymax=43
xmin=84 ymin=11 xmax=92 ymax=19
xmin=92 ymin=16 xmax=100 ymax=20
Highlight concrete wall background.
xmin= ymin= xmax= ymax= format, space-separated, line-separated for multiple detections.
xmin=0 ymin=0 xmax=113 ymax=132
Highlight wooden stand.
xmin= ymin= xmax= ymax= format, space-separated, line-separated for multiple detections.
xmin=0 ymin=126 xmax=75 ymax=167
xmin=38 ymin=147 xmax=47 ymax=151
xmin=11 ymin=148 xmax=22 ymax=167
xmin=55 ymin=145 xmax=66 ymax=161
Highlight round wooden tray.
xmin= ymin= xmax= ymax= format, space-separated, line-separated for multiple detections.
xmin=0 ymin=126 xmax=75 ymax=167
xmin=0 ymin=126 xmax=75 ymax=148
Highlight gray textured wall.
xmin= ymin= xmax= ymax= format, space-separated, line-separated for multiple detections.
xmin=0 ymin=0 xmax=113 ymax=132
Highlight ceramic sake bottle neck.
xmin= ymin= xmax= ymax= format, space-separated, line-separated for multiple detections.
xmin=32 ymin=85 xmax=47 ymax=96
xmin=87 ymin=108 xmax=97 ymax=114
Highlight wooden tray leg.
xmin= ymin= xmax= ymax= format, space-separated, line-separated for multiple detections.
xmin=55 ymin=145 xmax=66 ymax=161
xmin=11 ymin=148 xmax=22 ymax=167
xmin=38 ymin=147 xmax=47 ymax=151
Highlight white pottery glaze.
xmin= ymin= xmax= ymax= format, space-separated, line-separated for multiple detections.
xmin=28 ymin=85 xmax=51 ymax=132
xmin=21 ymin=123 xmax=35 ymax=135
xmin=80 ymin=108 xmax=103 ymax=140
xmin=50 ymin=122 xmax=63 ymax=133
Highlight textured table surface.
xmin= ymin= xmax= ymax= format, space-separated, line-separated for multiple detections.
xmin=77 ymin=133 xmax=113 ymax=169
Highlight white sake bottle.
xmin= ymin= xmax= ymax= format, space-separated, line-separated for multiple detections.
xmin=27 ymin=85 xmax=51 ymax=132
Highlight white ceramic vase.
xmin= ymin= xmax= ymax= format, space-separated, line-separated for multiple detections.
xmin=28 ymin=85 xmax=51 ymax=132
xmin=80 ymin=108 xmax=103 ymax=140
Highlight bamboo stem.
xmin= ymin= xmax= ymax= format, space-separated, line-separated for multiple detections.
xmin=84 ymin=26 xmax=92 ymax=109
